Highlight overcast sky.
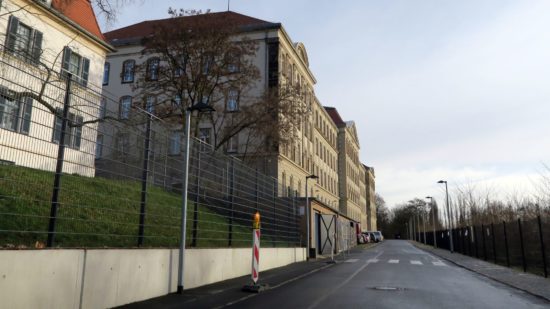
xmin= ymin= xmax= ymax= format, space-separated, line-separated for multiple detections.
xmin=101 ymin=0 xmax=550 ymax=208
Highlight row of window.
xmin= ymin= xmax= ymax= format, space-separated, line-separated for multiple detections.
xmin=5 ymin=16 xmax=91 ymax=86
xmin=0 ymin=91 xmax=83 ymax=150
xmin=114 ymin=90 xmax=240 ymax=120
xmin=103 ymin=54 xmax=241 ymax=86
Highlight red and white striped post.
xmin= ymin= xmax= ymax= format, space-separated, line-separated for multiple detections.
xmin=243 ymin=211 xmax=268 ymax=292
xmin=251 ymin=227 xmax=260 ymax=283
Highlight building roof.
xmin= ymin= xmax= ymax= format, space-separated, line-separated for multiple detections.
xmin=324 ymin=106 xmax=345 ymax=127
xmin=51 ymin=0 xmax=105 ymax=41
xmin=104 ymin=11 xmax=279 ymax=44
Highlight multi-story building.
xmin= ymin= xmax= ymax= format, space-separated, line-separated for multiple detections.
xmin=325 ymin=107 xmax=365 ymax=225
xmin=0 ymin=0 xmax=113 ymax=176
xmin=364 ymin=164 xmax=376 ymax=231
xmin=99 ymin=11 xmax=339 ymax=206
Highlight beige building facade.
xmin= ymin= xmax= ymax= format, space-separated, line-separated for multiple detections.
xmin=364 ymin=165 xmax=377 ymax=231
xmin=99 ymin=12 xmax=377 ymax=247
xmin=0 ymin=0 xmax=112 ymax=176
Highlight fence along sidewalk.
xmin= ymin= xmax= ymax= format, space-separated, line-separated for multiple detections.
xmin=0 ymin=48 xmax=301 ymax=249
xmin=418 ymin=216 xmax=549 ymax=279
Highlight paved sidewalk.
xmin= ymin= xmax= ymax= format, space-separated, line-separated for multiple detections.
xmin=415 ymin=242 xmax=550 ymax=302
xmin=118 ymin=244 xmax=375 ymax=309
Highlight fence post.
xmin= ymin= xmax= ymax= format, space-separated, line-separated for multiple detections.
xmin=503 ymin=221 xmax=510 ymax=267
xmin=47 ymin=74 xmax=72 ymax=247
xmin=491 ymin=223 xmax=497 ymax=264
xmin=518 ymin=218 xmax=527 ymax=272
xmin=482 ymin=224 xmax=487 ymax=261
xmin=191 ymin=147 xmax=201 ymax=247
xmin=474 ymin=225 xmax=479 ymax=258
xmin=137 ymin=112 xmax=152 ymax=247
xmin=272 ymin=179 xmax=277 ymax=247
xmin=228 ymin=159 xmax=235 ymax=247
xmin=537 ymin=215 xmax=548 ymax=278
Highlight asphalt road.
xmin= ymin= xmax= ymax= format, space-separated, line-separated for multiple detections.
xmin=228 ymin=240 xmax=550 ymax=309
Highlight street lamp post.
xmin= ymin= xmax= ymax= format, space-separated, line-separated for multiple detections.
xmin=177 ymin=102 xmax=215 ymax=294
xmin=438 ymin=180 xmax=453 ymax=253
xmin=422 ymin=209 xmax=427 ymax=245
xmin=426 ymin=196 xmax=437 ymax=248
xmin=305 ymin=174 xmax=318 ymax=260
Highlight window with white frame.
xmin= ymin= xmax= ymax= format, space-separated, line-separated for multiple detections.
xmin=146 ymin=57 xmax=159 ymax=81
xmin=122 ymin=59 xmax=135 ymax=83
xmin=173 ymin=94 xmax=182 ymax=107
xmin=0 ymin=90 xmax=32 ymax=134
xmin=115 ymin=133 xmax=130 ymax=155
xmin=226 ymin=133 xmax=238 ymax=153
xmin=169 ymin=131 xmax=182 ymax=155
xmin=52 ymin=108 xmax=83 ymax=150
xmin=146 ymin=96 xmax=155 ymax=114
xmin=5 ymin=16 xmax=43 ymax=64
xmin=119 ymin=96 xmax=132 ymax=119
xmin=199 ymin=128 xmax=211 ymax=145
xmin=99 ymin=97 xmax=107 ymax=119
xmin=61 ymin=47 xmax=90 ymax=86
xmin=226 ymin=89 xmax=238 ymax=112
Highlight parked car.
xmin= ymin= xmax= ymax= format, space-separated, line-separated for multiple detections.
xmin=365 ymin=231 xmax=382 ymax=242
xmin=375 ymin=231 xmax=384 ymax=241
xmin=360 ymin=232 xmax=371 ymax=243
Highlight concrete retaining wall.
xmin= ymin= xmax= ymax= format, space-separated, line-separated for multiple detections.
xmin=0 ymin=247 xmax=306 ymax=309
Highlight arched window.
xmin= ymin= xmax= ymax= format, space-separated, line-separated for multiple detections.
xmin=121 ymin=59 xmax=135 ymax=83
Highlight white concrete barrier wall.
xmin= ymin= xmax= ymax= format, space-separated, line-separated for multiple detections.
xmin=0 ymin=247 xmax=306 ymax=309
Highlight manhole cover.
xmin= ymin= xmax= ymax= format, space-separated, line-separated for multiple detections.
xmin=371 ymin=286 xmax=404 ymax=291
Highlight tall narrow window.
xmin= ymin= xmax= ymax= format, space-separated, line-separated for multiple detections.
xmin=146 ymin=57 xmax=159 ymax=81
xmin=61 ymin=47 xmax=90 ymax=86
xmin=169 ymin=131 xmax=182 ymax=155
xmin=227 ymin=134 xmax=238 ymax=153
xmin=99 ymin=97 xmax=107 ymax=119
xmin=145 ymin=96 xmax=155 ymax=114
xmin=115 ymin=133 xmax=130 ymax=155
xmin=122 ymin=59 xmax=135 ymax=83
xmin=52 ymin=108 xmax=83 ymax=149
xmin=199 ymin=128 xmax=211 ymax=145
xmin=226 ymin=89 xmax=238 ymax=112
xmin=0 ymin=92 xmax=32 ymax=134
xmin=95 ymin=134 xmax=103 ymax=158
xmin=103 ymin=62 xmax=110 ymax=85
xmin=119 ymin=96 xmax=132 ymax=119
xmin=5 ymin=16 xmax=42 ymax=64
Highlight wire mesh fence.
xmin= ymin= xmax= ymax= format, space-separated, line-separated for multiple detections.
xmin=416 ymin=215 xmax=549 ymax=279
xmin=0 ymin=43 xmax=301 ymax=249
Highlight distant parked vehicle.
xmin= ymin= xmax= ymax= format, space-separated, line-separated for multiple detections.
xmin=365 ymin=231 xmax=380 ymax=242
xmin=360 ymin=232 xmax=371 ymax=243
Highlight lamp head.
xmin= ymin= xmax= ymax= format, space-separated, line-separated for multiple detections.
xmin=306 ymin=175 xmax=318 ymax=180
xmin=437 ymin=180 xmax=446 ymax=184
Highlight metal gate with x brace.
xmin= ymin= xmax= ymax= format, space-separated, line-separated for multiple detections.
xmin=318 ymin=214 xmax=336 ymax=255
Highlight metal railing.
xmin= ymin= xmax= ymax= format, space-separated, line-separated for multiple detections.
xmin=415 ymin=215 xmax=549 ymax=278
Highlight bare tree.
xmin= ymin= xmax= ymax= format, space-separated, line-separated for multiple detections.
xmin=133 ymin=9 xmax=306 ymax=159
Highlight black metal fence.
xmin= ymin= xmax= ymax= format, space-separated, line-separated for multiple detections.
xmin=415 ymin=216 xmax=549 ymax=278
xmin=0 ymin=43 xmax=301 ymax=249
